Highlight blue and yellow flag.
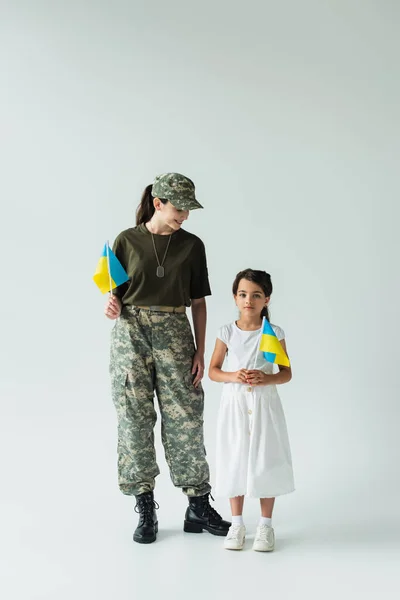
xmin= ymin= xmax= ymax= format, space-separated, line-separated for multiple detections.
xmin=259 ymin=318 xmax=290 ymax=367
xmin=93 ymin=243 xmax=129 ymax=294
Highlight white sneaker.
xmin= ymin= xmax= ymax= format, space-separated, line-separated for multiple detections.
xmin=252 ymin=525 xmax=275 ymax=552
xmin=224 ymin=524 xmax=246 ymax=550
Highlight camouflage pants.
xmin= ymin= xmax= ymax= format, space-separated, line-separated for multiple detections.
xmin=110 ymin=306 xmax=211 ymax=497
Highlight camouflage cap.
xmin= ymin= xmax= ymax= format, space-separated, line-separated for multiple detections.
xmin=151 ymin=172 xmax=203 ymax=210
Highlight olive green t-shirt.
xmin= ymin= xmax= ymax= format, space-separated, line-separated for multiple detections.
xmin=112 ymin=224 xmax=211 ymax=307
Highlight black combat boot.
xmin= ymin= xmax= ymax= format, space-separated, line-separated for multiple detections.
xmin=184 ymin=493 xmax=231 ymax=536
xmin=133 ymin=492 xmax=159 ymax=544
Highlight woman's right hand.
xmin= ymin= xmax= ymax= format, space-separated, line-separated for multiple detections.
xmin=229 ymin=369 xmax=249 ymax=384
xmin=104 ymin=295 xmax=122 ymax=320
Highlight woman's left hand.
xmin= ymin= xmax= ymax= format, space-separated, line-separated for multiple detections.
xmin=245 ymin=370 xmax=269 ymax=386
xmin=191 ymin=350 xmax=205 ymax=388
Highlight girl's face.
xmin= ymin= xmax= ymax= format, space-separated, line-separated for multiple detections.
xmin=154 ymin=198 xmax=189 ymax=231
xmin=234 ymin=278 xmax=269 ymax=317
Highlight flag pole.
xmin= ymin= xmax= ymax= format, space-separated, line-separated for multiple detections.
xmin=252 ymin=316 xmax=266 ymax=370
xmin=105 ymin=240 xmax=113 ymax=296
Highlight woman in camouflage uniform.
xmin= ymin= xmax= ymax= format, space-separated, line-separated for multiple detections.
xmin=105 ymin=172 xmax=230 ymax=544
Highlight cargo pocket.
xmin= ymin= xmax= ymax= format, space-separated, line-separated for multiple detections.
xmin=111 ymin=373 xmax=128 ymax=419
xmin=183 ymin=372 xmax=203 ymax=394
xmin=182 ymin=372 xmax=204 ymax=428
xmin=111 ymin=372 xmax=135 ymax=456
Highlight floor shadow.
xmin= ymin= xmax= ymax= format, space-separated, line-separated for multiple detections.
xmin=155 ymin=528 xmax=183 ymax=542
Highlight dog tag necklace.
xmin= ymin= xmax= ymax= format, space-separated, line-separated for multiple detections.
xmin=150 ymin=227 xmax=172 ymax=278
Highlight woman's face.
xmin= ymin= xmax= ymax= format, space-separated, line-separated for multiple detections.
xmin=154 ymin=199 xmax=189 ymax=231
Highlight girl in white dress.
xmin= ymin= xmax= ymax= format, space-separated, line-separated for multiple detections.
xmin=209 ymin=269 xmax=294 ymax=551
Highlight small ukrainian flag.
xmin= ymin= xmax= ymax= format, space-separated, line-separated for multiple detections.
xmin=259 ymin=318 xmax=290 ymax=367
xmin=93 ymin=243 xmax=129 ymax=294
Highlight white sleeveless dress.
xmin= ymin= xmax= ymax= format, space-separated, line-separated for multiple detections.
xmin=215 ymin=322 xmax=295 ymax=498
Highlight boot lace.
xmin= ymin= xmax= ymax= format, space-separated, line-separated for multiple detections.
xmin=134 ymin=496 xmax=159 ymax=521
xmin=200 ymin=493 xmax=222 ymax=521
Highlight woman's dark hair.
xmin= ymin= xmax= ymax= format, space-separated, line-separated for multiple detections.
xmin=232 ymin=268 xmax=273 ymax=321
xmin=136 ymin=184 xmax=168 ymax=226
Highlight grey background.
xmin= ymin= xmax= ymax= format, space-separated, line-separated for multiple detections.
xmin=1 ymin=1 xmax=399 ymax=599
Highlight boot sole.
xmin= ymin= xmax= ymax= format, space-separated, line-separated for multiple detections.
xmin=133 ymin=523 xmax=158 ymax=544
xmin=183 ymin=520 xmax=229 ymax=537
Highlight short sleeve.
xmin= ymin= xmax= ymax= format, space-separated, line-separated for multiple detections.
xmin=111 ymin=233 xmax=130 ymax=300
xmin=217 ymin=325 xmax=230 ymax=345
xmin=273 ymin=325 xmax=285 ymax=340
xmin=190 ymin=239 xmax=212 ymax=299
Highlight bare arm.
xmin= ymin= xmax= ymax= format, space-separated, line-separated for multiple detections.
xmin=191 ymin=297 xmax=206 ymax=354
xmin=190 ymin=298 xmax=207 ymax=387
xmin=208 ymin=339 xmax=248 ymax=384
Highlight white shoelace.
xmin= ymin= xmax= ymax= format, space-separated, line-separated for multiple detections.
xmin=227 ymin=524 xmax=244 ymax=540
xmin=256 ymin=525 xmax=273 ymax=542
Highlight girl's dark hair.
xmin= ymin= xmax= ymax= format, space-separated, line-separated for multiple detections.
xmin=136 ymin=184 xmax=168 ymax=226
xmin=232 ymin=268 xmax=273 ymax=321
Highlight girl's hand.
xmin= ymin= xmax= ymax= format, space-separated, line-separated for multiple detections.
xmin=105 ymin=295 xmax=122 ymax=320
xmin=245 ymin=370 xmax=269 ymax=386
xmin=230 ymin=369 xmax=249 ymax=384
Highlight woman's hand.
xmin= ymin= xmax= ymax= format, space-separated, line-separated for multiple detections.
xmin=229 ymin=369 xmax=250 ymax=384
xmin=192 ymin=350 xmax=205 ymax=388
xmin=245 ymin=370 xmax=270 ymax=386
xmin=104 ymin=295 xmax=122 ymax=320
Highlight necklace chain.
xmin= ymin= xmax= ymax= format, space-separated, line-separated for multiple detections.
xmin=149 ymin=221 xmax=172 ymax=277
